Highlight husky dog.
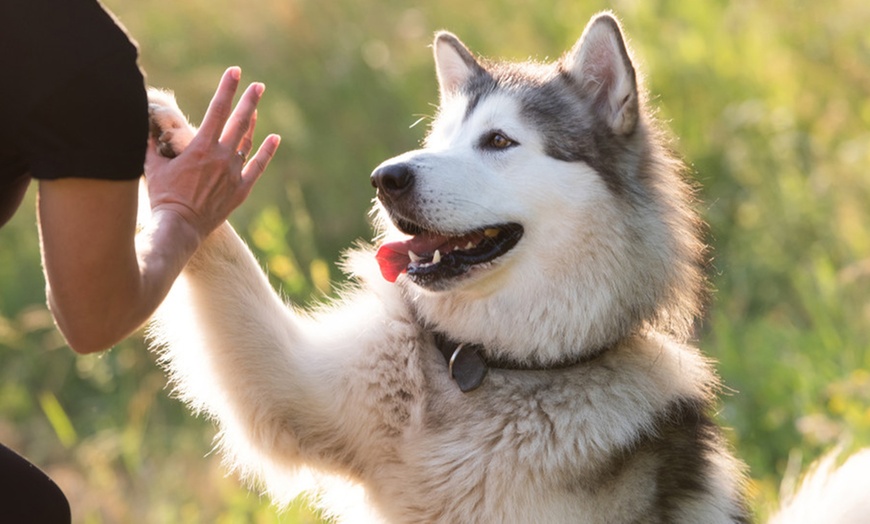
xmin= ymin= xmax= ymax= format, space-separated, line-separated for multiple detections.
xmin=146 ymin=12 xmax=867 ymax=524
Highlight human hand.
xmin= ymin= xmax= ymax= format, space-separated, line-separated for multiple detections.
xmin=144 ymin=67 xmax=281 ymax=241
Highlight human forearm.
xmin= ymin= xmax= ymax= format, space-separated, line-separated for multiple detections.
xmin=39 ymin=181 xmax=198 ymax=354
xmin=133 ymin=206 xmax=203 ymax=318
xmin=85 ymin=208 xmax=203 ymax=353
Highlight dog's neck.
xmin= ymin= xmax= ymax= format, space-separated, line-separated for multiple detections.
xmin=432 ymin=331 xmax=611 ymax=392
xmin=401 ymin=286 xmax=611 ymax=391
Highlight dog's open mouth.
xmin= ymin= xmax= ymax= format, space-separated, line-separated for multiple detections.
xmin=375 ymin=222 xmax=524 ymax=286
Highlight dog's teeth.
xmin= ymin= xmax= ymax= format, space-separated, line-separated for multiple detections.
xmin=465 ymin=241 xmax=475 ymax=250
xmin=408 ymin=250 xmax=421 ymax=263
xmin=484 ymin=228 xmax=499 ymax=238
xmin=432 ymin=250 xmax=442 ymax=264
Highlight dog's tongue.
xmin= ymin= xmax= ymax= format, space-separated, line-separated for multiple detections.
xmin=375 ymin=233 xmax=448 ymax=283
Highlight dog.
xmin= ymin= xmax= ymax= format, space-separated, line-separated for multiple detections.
xmin=146 ymin=12 xmax=870 ymax=523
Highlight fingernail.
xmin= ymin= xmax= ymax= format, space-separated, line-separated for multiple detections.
xmin=254 ymin=83 xmax=265 ymax=96
xmin=229 ymin=66 xmax=241 ymax=80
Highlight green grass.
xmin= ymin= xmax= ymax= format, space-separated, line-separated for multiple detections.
xmin=1 ymin=1 xmax=868 ymax=521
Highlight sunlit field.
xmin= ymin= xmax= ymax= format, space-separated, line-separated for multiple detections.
xmin=1 ymin=1 xmax=868 ymax=522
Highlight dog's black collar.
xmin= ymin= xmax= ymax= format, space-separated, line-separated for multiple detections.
xmin=433 ymin=332 xmax=611 ymax=392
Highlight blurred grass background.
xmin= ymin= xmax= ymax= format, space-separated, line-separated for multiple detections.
xmin=1 ymin=0 xmax=868 ymax=522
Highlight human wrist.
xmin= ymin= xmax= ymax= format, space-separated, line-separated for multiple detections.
xmin=145 ymin=206 xmax=205 ymax=256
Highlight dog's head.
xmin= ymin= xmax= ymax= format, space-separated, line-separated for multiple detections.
xmin=369 ymin=13 xmax=705 ymax=362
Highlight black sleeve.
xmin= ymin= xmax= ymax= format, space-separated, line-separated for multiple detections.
xmin=0 ymin=0 xmax=148 ymax=183
xmin=20 ymin=49 xmax=149 ymax=182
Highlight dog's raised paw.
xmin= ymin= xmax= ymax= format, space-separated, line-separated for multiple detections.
xmin=147 ymin=88 xmax=195 ymax=159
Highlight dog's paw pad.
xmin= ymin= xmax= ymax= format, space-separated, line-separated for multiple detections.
xmin=147 ymin=88 xmax=195 ymax=159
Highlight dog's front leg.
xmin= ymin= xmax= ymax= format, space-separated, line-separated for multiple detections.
xmin=154 ymin=223 xmax=358 ymax=467
xmin=145 ymin=90 xmax=372 ymax=481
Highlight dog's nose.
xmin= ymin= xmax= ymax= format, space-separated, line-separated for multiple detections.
xmin=371 ymin=163 xmax=414 ymax=200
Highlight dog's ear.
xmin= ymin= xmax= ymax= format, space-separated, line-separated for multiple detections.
xmin=433 ymin=32 xmax=484 ymax=101
xmin=565 ymin=13 xmax=639 ymax=136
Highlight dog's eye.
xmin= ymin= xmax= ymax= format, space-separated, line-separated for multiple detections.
xmin=481 ymin=131 xmax=517 ymax=150
xmin=490 ymin=134 xmax=512 ymax=148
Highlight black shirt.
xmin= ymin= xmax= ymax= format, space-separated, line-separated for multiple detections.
xmin=0 ymin=0 xmax=148 ymax=227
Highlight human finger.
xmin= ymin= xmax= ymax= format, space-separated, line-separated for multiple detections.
xmin=240 ymin=134 xmax=281 ymax=187
xmin=236 ymin=109 xmax=258 ymax=161
xmin=221 ymin=82 xmax=264 ymax=149
xmin=197 ymin=67 xmax=242 ymax=142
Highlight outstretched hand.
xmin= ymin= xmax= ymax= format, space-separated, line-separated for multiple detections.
xmin=144 ymin=66 xmax=281 ymax=241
